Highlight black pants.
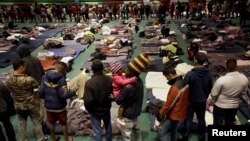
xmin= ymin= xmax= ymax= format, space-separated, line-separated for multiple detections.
xmin=183 ymin=101 xmax=206 ymax=141
xmin=0 ymin=112 xmax=16 ymax=141
xmin=213 ymin=105 xmax=237 ymax=125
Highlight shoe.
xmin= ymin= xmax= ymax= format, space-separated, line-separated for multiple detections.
xmin=116 ymin=118 xmax=125 ymax=126
xmin=177 ymin=136 xmax=188 ymax=141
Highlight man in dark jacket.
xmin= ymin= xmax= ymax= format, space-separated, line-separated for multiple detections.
xmin=181 ymin=52 xmax=212 ymax=141
xmin=83 ymin=59 xmax=113 ymax=141
xmin=116 ymin=53 xmax=149 ymax=141
xmin=40 ymin=61 xmax=76 ymax=141
xmin=16 ymin=44 xmax=45 ymax=84
xmin=0 ymin=80 xmax=16 ymax=141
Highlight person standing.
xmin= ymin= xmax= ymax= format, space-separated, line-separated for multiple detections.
xmin=239 ymin=0 xmax=248 ymax=27
xmin=109 ymin=61 xmax=136 ymax=125
xmin=0 ymin=80 xmax=17 ymax=141
xmin=16 ymin=43 xmax=45 ymax=123
xmin=6 ymin=59 xmax=45 ymax=141
xmin=40 ymin=61 xmax=76 ymax=141
xmin=112 ymin=5 xmax=118 ymax=20
xmin=211 ymin=58 xmax=248 ymax=125
xmin=181 ymin=52 xmax=213 ymax=141
xmin=158 ymin=64 xmax=189 ymax=141
xmin=83 ymin=60 xmax=113 ymax=141
xmin=16 ymin=43 xmax=45 ymax=84
xmin=116 ymin=53 xmax=149 ymax=141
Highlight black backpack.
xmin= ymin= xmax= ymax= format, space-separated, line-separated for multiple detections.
xmin=139 ymin=31 xmax=145 ymax=37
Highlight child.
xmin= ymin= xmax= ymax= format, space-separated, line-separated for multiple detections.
xmin=110 ymin=61 xmax=136 ymax=125
xmin=40 ymin=62 xmax=77 ymax=141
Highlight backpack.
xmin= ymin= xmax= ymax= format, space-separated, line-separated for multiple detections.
xmin=139 ymin=31 xmax=145 ymax=37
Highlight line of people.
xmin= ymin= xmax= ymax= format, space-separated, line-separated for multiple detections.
xmin=158 ymin=52 xmax=248 ymax=141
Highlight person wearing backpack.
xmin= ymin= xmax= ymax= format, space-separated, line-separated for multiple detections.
xmin=0 ymin=80 xmax=17 ymax=141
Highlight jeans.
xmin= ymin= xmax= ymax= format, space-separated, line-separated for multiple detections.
xmin=213 ymin=105 xmax=238 ymax=125
xmin=120 ymin=117 xmax=141 ymax=141
xmin=159 ymin=119 xmax=181 ymax=141
xmin=17 ymin=106 xmax=44 ymax=141
xmin=183 ymin=101 xmax=206 ymax=141
xmin=90 ymin=111 xmax=112 ymax=141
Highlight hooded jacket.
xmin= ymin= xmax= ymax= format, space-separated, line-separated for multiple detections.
xmin=39 ymin=71 xmax=75 ymax=111
xmin=184 ymin=67 xmax=213 ymax=102
xmin=16 ymin=44 xmax=45 ymax=84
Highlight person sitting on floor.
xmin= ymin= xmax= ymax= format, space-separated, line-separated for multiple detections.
xmin=90 ymin=48 xmax=106 ymax=61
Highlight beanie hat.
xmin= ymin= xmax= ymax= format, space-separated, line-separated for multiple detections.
xmin=128 ymin=53 xmax=149 ymax=74
xmin=110 ymin=61 xmax=123 ymax=74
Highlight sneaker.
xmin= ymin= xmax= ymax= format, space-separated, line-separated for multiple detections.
xmin=44 ymin=136 xmax=49 ymax=141
xmin=116 ymin=118 xmax=125 ymax=126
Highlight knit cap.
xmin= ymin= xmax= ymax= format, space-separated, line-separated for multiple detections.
xmin=128 ymin=53 xmax=149 ymax=74
xmin=110 ymin=61 xmax=123 ymax=74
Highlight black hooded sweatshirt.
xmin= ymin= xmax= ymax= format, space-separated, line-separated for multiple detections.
xmin=184 ymin=67 xmax=213 ymax=102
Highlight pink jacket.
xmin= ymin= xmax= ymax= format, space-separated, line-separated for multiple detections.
xmin=112 ymin=74 xmax=136 ymax=97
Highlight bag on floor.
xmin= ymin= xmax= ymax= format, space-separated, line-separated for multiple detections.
xmin=139 ymin=31 xmax=145 ymax=37
xmin=42 ymin=121 xmax=63 ymax=135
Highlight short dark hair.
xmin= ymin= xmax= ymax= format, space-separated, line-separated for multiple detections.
xmin=91 ymin=59 xmax=103 ymax=73
xmin=226 ymin=58 xmax=237 ymax=72
xmin=194 ymin=52 xmax=208 ymax=65
xmin=165 ymin=61 xmax=177 ymax=69
xmin=95 ymin=48 xmax=101 ymax=53
xmin=12 ymin=59 xmax=25 ymax=70
xmin=56 ymin=61 xmax=68 ymax=69
xmin=163 ymin=64 xmax=176 ymax=75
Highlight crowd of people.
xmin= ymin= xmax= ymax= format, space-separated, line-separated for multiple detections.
xmin=1 ymin=51 xmax=248 ymax=141
xmin=0 ymin=2 xmax=166 ymax=23
xmin=0 ymin=1 xmax=249 ymax=24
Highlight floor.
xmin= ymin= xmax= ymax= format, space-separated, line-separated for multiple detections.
xmin=0 ymin=17 xmax=248 ymax=141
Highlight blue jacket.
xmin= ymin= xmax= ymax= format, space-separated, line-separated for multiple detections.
xmin=40 ymin=71 xmax=75 ymax=110
xmin=184 ymin=67 xmax=213 ymax=102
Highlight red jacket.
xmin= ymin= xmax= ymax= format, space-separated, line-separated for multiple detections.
xmin=160 ymin=76 xmax=189 ymax=121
